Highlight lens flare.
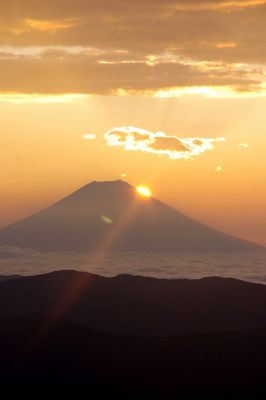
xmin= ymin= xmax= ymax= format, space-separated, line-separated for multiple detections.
xmin=136 ymin=185 xmax=152 ymax=198
xmin=101 ymin=215 xmax=113 ymax=224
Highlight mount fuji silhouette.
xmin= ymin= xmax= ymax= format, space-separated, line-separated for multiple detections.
xmin=0 ymin=180 xmax=261 ymax=252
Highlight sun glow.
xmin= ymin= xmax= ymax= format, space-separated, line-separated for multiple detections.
xmin=136 ymin=186 xmax=152 ymax=198
xmin=0 ymin=93 xmax=89 ymax=104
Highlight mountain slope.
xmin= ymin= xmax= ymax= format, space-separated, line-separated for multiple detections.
xmin=0 ymin=180 xmax=261 ymax=252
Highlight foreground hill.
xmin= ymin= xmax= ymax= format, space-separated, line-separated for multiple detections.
xmin=0 ymin=314 xmax=265 ymax=393
xmin=1 ymin=271 xmax=265 ymax=393
xmin=0 ymin=270 xmax=265 ymax=335
xmin=0 ymin=180 xmax=261 ymax=252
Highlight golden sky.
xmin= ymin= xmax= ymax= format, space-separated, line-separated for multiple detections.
xmin=0 ymin=0 xmax=266 ymax=245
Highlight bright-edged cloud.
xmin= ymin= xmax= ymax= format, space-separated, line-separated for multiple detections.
xmin=239 ymin=143 xmax=249 ymax=148
xmin=105 ymin=126 xmax=225 ymax=160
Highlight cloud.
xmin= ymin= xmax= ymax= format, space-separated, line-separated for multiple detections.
xmin=239 ymin=143 xmax=249 ymax=148
xmin=83 ymin=133 xmax=96 ymax=140
xmin=104 ymin=126 xmax=225 ymax=160
xmin=8 ymin=18 xmax=77 ymax=35
xmin=0 ymin=1 xmax=266 ymax=96
xmin=0 ymin=48 xmax=262 ymax=96
xmin=0 ymin=2 xmax=265 ymax=65
xmin=0 ymin=245 xmax=265 ymax=284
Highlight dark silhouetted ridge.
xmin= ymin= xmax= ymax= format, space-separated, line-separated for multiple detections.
xmin=0 ymin=270 xmax=265 ymax=336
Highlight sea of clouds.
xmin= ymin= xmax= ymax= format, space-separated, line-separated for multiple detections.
xmin=0 ymin=246 xmax=266 ymax=284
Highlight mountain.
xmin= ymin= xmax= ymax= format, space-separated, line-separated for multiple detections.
xmin=0 ymin=270 xmax=265 ymax=335
xmin=0 ymin=180 xmax=261 ymax=252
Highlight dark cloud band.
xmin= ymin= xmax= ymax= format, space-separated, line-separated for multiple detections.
xmin=0 ymin=0 xmax=266 ymax=95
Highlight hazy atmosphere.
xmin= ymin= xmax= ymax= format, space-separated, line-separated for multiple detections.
xmin=1 ymin=0 xmax=266 ymax=245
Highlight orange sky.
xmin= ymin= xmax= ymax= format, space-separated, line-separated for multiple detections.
xmin=0 ymin=95 xmax=265 ymax=245
xmin=0 ymin=1 xmax=266 ymax=245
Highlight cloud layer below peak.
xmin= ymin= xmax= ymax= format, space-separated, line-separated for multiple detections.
xmin=0 ymin=246 xmax=265 ymax=285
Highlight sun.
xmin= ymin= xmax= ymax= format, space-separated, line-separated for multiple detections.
xmin=136 ymin=185 xmax=152 ymax=198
